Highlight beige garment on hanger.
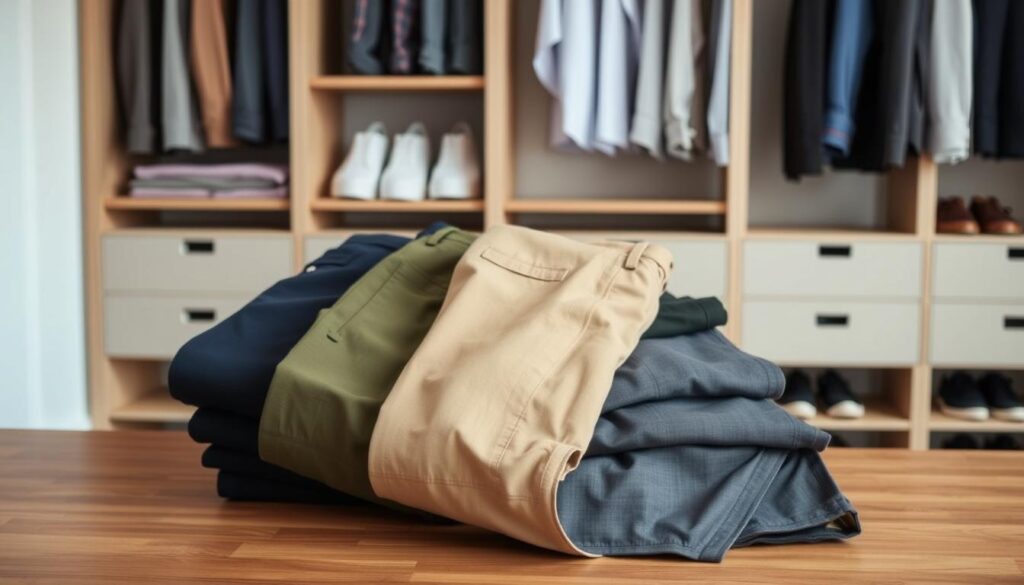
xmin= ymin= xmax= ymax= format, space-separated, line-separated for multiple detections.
xmin=191 ymin=0 xmax=236 ymax=148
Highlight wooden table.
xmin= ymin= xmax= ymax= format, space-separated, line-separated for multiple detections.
xmin=1 ymin=430 xmax=1022 ymax=584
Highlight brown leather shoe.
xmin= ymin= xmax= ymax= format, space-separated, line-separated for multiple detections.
xmin=970 ymin=195 xmax=1023 ymax=235
xmin=937 ymin=197 xmax=980 ymax=234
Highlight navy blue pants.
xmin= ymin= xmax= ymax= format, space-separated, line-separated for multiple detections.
xmin=169 ymin=233 xmax=411 ymax=418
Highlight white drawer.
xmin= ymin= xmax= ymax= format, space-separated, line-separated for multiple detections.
xmin=562 ymin=233 xmax=729 ymax=302
xmin=657 ymin=240 xmax=729 ymax=301
xmin=103 ymin=232 xmax=293 ymax=294
xmin=930 ymin=303 xmax=1024 ymax=367
xmin=743 ymin=240 xmax=922 ymax=299
xmin=932 ymin=242 xmax=1024 ymax=300
xmin=741 ymin=300 xmax=920 ymax=365
xmin=104 ymin=294 xmax=249 ymax=359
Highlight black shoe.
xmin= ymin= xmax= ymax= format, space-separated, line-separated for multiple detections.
xmin=984 ymin=435 xmax=1022 ymax=450
xmin=942 ymin=434 xmax=979 ymax=449
xmin=938 ymin=372 xmax=989 ymax=421
xmin=818 ymin=370 xmax=864 ymax=419
xmin=978 ymin=373 xmax=1024 ymax=422
xmin=779 ymin=370 xmax=816 ymax=420
xmin=829 ymin=433 xmax=850 ymax=448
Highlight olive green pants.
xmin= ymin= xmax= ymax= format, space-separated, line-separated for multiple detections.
xmin=258 ymin=227 xmax=475 ymax=505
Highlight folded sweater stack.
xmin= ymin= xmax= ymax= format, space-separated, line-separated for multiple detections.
xmin=128 ymin=163 xmax=289 ymax=199
xmin=169 ymin=224 xmax=860 ymax=562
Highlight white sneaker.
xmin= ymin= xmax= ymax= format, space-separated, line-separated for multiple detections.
xmin=380 ymin=122 xmax=430 ymax=201
xmin=429 ymin=122 xmax=481 ymax=200
xmin=330 ymin=122 xmax=389 ymax=199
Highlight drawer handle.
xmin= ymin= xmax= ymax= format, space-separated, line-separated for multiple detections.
xmin=183 ymin=309 xmax=216 ymax=323
xmin=1005 ymin=316 xmax=1024 ymax=330
xmin=1009 ymin=247 xmax=1024 ymax=260
xmin=816 ymin=314 xmax=849 ymax=327
xmin=182 ymin=239 xmax=215 ymax=254
xmin=819 ymin=245 xmax=851 ymax=258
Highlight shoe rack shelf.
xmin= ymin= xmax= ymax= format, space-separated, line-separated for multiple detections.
xmin=803 ymin=402 xmax=911 ymax=432
xmin=929 ymin=411 xmax=1024 ymax=434
xmin=79 ymin=0 xmax=1022 ymax=455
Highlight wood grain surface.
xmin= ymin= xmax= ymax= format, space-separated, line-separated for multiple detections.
xmin=0 ymin=430 xmax=1021 ymax=584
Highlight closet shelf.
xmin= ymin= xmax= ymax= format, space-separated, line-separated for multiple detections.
xmin=309 ymin=75 xmax=485 ymax=92
xmin=929 ymin=411 xmax=1024 ymax=433
xmin=104 ymin=197 xmax=290 ymax=212
xmin=746 ymin=227 xmax=919 ymax=241
xmin=311 ymin=198 xmax=485 ymax=213
xmin=506 ymin=199 xmax=727 ymax=215
xmin=803 ymin=400 xmax=910 ymax=432
xmin=931 ymin=234 xmax=1024 ymax=244
xmin=109 ymin=391 xmax=194 ymax=424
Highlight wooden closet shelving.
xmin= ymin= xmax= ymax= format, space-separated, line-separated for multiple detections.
xmin=80 ymin=0 xmax=1022 ymax=452
xmin=310 ymin=75 xmax=485 ymax=92
xmin=310 ymin=198 xmax=485 ymax=213
xmin=505 ymin=199 xmax=727 ymax=215
xmin=929 ymin=412 xmax=1024 ymax=433
xmin=104 ymin=196 xmax=291 ymax=212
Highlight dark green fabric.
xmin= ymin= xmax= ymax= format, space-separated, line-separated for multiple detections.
xmin=257 ymin=227 xmax=476 ymax=506
xmin=642 ymin=294 xmax=728 ymax=339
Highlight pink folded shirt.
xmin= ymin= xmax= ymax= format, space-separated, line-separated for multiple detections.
xmin=129 ymin=186 xmax=289 ymax=199
xmin=132 ymin=163 xmax=289 ymax=185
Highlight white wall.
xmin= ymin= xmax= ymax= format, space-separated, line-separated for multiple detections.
xmin=0 ymin=0 xmax=88 ymax=429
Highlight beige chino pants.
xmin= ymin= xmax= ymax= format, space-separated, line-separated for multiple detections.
xmin=368 ymin=225 xmax=672 ymax=555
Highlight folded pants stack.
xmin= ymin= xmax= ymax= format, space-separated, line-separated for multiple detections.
xmin=170 ymin=224 xmax=860 ymax=562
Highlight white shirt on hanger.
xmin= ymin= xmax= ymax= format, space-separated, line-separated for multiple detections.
xmin=595 ymin=0 xmax=644 ymax=155
xmin=533 ymin=0 xmax=600 ymax=151
xmin=663 ymin=0 xmax=703 ymax=160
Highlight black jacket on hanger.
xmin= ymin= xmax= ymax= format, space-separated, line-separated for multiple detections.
xmin=783 ymin=0 xmax=830 ymax=180
xmin=973 ymin=0 xmax=1008 ymax=158
xmin=998 ymin=0 xmax=1024 ymax=157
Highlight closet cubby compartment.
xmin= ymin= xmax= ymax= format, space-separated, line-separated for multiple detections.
xmin=936 ymin=159 xmax=1024 ymax=241
xmin=780 ymin=368 xmax=914 ymax=446
xmin=747 ymin=0 xmax=933 ymax=237
xmin=501 ymin=0 xmax=749 ymax=233
xmin=294 ymin=0 xmax=493 ymax=232
xmin=928 ymin=369 xmax=1024 ymax=434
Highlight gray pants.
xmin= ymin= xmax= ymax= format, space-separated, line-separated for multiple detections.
xmin=557 ymin=330 xmax=860 ymax=562
xmin=419 ymin=0 xmax=482 ymax=75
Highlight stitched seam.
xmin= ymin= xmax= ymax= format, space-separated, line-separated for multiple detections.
xmin=480 ymin=247 xmax=569 ymax=281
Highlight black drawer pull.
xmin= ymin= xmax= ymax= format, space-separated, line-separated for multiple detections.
xmin=184 ymin=309 xmax=216 ymax=323
xmin=1005 ymin=316 xmax=1024 ymax=330
xmin=1009 ymin=247 xmax=1024 ymax=260
xmin=816 ymin=314 xmax=849 ymax=327
xmin=819 ymin=245 xmax=852 ymax=258
xmin=183 ymin=239 xmax=215 ymax=254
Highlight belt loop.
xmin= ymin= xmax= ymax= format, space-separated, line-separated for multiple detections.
xmin=425 ymin=226 xmax=457 ymax=247
xmin=624 ymin=242 xmax=649 ymax=270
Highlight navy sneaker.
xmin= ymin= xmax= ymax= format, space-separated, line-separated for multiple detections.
xmin=938 ymin=372 xmax=989 ymax=421
xmin=942 ymin=434 xmax=978 ymax=449
xmin=978 ymin=373 xmax=1024 ymax=422
xmin=779 ymin=370 xmax=816 ymax=420
xmin=818 ymin=370 xmax=864 ymax=419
